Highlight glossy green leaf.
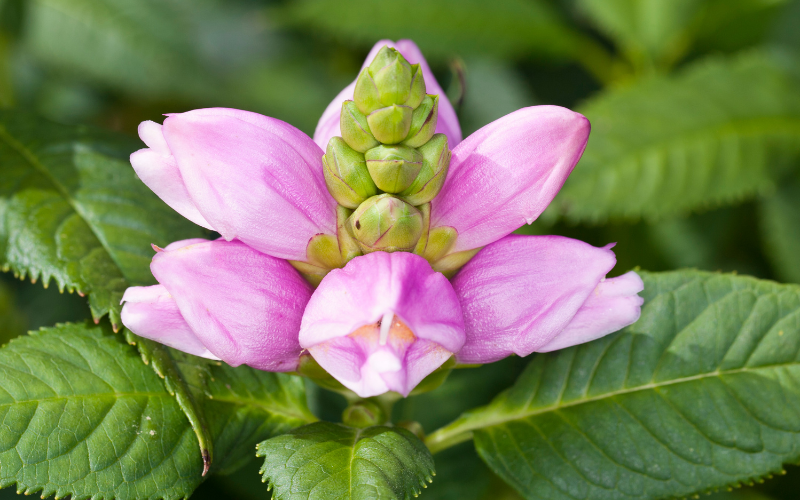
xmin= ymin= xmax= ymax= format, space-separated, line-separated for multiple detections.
xmin=550 ymin=51 xmax=800 ymax=223
xmin=760 ymin=176 xmax=800 ymax=283
xmin=257 ymin=422 xmax=434 ymax=500
xmin=0 ymin=110 xmax=205 ymax=326
xmin=0 ymin=322 xmax=313 ymax=499
xmin=427 ymin=270 xmax=800 ymax=499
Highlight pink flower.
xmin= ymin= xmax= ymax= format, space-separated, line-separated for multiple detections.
xmin=122 ymin=40 xmax=643 ymax=398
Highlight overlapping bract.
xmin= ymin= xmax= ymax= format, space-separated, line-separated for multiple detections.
xmin=122 ymin=39 xmax=642 ymax=397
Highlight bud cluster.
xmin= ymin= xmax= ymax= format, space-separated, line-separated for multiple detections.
xmin=320 ymin=46 xmax=452 ymax=262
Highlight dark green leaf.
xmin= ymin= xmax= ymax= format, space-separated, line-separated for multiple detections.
xmin=577 ymin=0 xmax=700 ymax=67
xmin=0 ymin=322 xmax=202 ymax=499
xmin=0 ymin=322 xmax=314 ymax=499
xmin=257 ymin=422 xmax=434 ymax=500
xmin=281 ymin=0 xmax=583 ymax=61
xmin=427 ymin=270 xmax=800 ymax=499
xmin=0 ymin=110 xmax=205 ymax=326
xmin=550 ymin=51 xmax=800 ymax=223
xmin=760 ymin=176 xmax=800 ymax=283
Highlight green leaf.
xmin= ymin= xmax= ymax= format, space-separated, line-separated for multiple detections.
xmin=0 ymin=322 xmax=202 ymax=499
xmin=427 ymin=270 xmax=800 ymax=499
xmin=760 ymin=175 xmax=800 ymax=283
xmin=281 ymin=0 xmax=583 ymax=61
xmin=0 ymin=110 xmax=205 ymax=326
xmin=577 ymin=0 xmax=700 ymax=67
xmin=550 ymin=51 xmax=800 ymax=223
xmin=257 ymin=422 xmax=434 ymax=500
xmin=0 ymin=322 xmax=314 ymax=499
xmin=0 ymin=280 xmax=25 ymax=346
xmin=576 ymin=0 xmax=788 ymax=69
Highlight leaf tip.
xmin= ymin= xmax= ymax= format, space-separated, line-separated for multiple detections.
xmin=202 ymin=449 xmax=211 ymax=476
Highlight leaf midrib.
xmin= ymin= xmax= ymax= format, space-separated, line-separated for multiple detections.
xmin=0 ymin=391 xmax=173 ymax=406
xmin=425 ymin=360 xmax=799 ymax=453
xmin=0 ymin=124 xmax=128 ymax=285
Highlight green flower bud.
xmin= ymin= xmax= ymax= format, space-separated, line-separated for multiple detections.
xmin=340 ymin=100 xmax=379 ymax=153
xmin=348 ymin=194 xmax=423 ymax=253
xmin=403 ymin=95 xmax=438 ymax=148
xmin=353 ymin=68 xmax=382 ymax=115
xmin=342 ymin=400 xmax=387 ymax=428
xmin=406 ymin=64 xmax=426 ymax=109
xmin=367 ymin=105 xmax=413 ymax=144
xmin=372 ymin=56 xmax=412 ymax=107
xmin=399 ymin=134 xmax=451 ymax=205
xmin=323 ymin=137 xmax=378 ymax=209
xmin=365 ymin=144 xmax=423 ymax=194
xmin=354 ymin=46 xmax=427 ymax=115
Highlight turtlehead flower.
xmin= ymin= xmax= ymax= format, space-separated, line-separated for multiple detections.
xmin=122 ymin=39 xmax=643 ymax=398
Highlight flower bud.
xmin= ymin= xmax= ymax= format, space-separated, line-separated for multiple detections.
xmin=342 ymin=400 xmax=387 ymax=428
xmin=403 ymin=95 xmax=438 ymax=148
xmin=354 ymin=46 xmax=427 ymax=116
xmin=365 ymin=144 xmax=423 ymax=194
xmin=399 ymin=134 xmax=451 ymax=206
xmin=349 ymin=194 xmax=423 ymax=253
xmin=367 ymin=105 xmax=413 ymax=144
xmin=406 ymin=64 xmax=426 ymax=109
xmin=372 ymin=56 xmax=412 ymax=107
xmin=323 ymin=137 xmax=378 ymax=209
xmin=340 ymin=100 xmax=379 ymax=153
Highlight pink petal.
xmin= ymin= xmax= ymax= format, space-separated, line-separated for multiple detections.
xmin=130 ymin=122 xmax=212 ymax=230
xmin=538 ymin=271 xmax=644 ymax=352
xmin=452 ymin=235 xmax=631 ymax=364
xmin=431 ymin=106 xmax=590 ymax=253
xmin=149 ymin=239 xmax=313 ymax=372
xmin=162 ymin=108 xmax=337 ymax=261
xmin=120 ymin=284 xmax=219 ymax=360
xmin=312 ymin=39 xmax=462 ymax=150
xmin=299 ymin=252 xmax=464 ymax=397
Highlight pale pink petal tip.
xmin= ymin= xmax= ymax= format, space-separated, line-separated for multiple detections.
xmin=120 ymin=285 xmax=219 ymax=360
xmin=299 ymin=252 xmax=465 ymax=398
xmin=453 ymin=235 xmax=628 ymax=364
xmin=121 ymin=239 xmax=313 ymax=371
xmin=538 ymin=271 xmax=644 ymax=352
xmin=162 ymin=108 xmax=336 ymax=261
xmin=432 ymin=106 xmax=590 ymax=253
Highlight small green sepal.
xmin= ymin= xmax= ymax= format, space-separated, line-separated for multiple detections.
xmin=336 ymin=205 xmax=361 ymax=264
xmin=367 ymin=105 xmax=413 ymax=144
xmin=349 ymin=194 xmax=423 ymax=253
xmin=340 ymin=100 xmax=379 ymax=152
xmin=323 ymin=137 xmax=378 ymax=208
xmin=403 ymin=95 xmax=438 ymax=148
xmin=365 ymin=144 xmax=423 ymax=193
xmin=423 ymin=225 xmax=458 ymax=263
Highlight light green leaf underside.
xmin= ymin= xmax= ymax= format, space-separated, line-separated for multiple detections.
xmin=257 ymin=422 xmax=435 ymax=500
xmin=0 ymin=110 xmax=205 ymax=326
xmin=0 ymin=323 xmax=314 ymax=500
xmin=759 ymin=175 xmax=800 ymax=283
xmin=549 ymin=51 xmax=800 ymax=223
xmin=427 ymin=270 xmax=800 ymax=500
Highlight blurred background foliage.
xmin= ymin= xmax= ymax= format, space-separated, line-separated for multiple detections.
xmin=1 ymin=0 xmax=800 ymax=498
